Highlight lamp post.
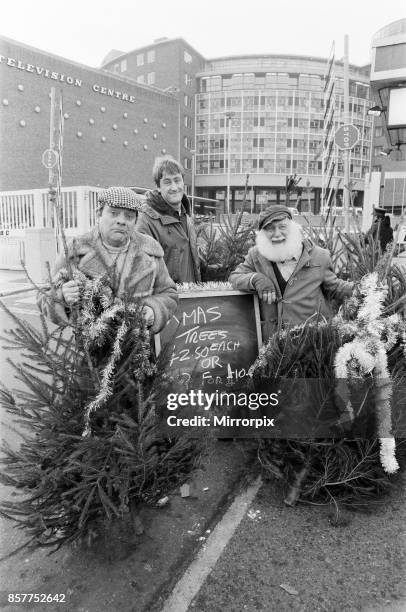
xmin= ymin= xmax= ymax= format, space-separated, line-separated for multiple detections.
xmin=225 ymin=112 xmax=234 ymax=214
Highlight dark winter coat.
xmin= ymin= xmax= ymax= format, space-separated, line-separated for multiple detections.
xmin=136 ymin=191 xmax=201 ymax=283
xmin=379 ymin=218 xmax=394 ymax=252
xmin=369 ymin=217 xmax=393 ymax=252
xmin=38 ymin=227 xmax=178 ymax=334
xmin=229 ymin=238 xmax=353 ymax=341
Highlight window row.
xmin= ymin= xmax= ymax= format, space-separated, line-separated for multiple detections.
xmin=183 ymin=136 xmax=193 ymax=149
xmin=196 ymin=117 xmax=324 ymax=131
xmin=184 ymin=94 xmax=193 ymax=108
xmin=197 ymin=137 xmax=322 ymax=151
xmin=200 ymin=74 xmax=369 ymax=100
xmin=136 ymin=50 xmax=155 ymax=66
xmin=196 ymin=158 xmax=369 ymax=177
xmin=199 ymin=97 xmax=369 ymax=117
xmin=136 ymin=72 xmax=156 ymax=85
xmin=196 ymin=120 xmax=372 ymax=142
xmin=200 ymin=73 xmax=323 ymax=92
xmin=113 ymin=59 xmax=127 ymax=73
xmin=196 ymin=158 xmax=323 ymax=174
xmin=199 ymin=95 xmax=324 ymax=111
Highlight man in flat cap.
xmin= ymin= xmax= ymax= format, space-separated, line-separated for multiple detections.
xmin=229 ymin=205 xmax=353 ymax=340
xmin=38 ymin=186 xmax=178 ymax=333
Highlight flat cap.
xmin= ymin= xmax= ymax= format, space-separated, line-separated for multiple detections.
xmin=258 ymin=205 xmax=292 ymax=230
xmin=97 ymin=186 xmax=143 ymax=212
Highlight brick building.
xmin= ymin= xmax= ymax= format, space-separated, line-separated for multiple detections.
xmin=0 ymin=36 xmax=180 ymax=191
xmin=100 ymin=37 xmax=205 ymax=185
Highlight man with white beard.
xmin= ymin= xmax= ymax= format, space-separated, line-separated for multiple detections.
xmin=229 ymin=205 xmax=353 ymax=341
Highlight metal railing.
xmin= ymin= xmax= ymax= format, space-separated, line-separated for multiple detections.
xmin=0 ymin=185 xmax=220 ymax=269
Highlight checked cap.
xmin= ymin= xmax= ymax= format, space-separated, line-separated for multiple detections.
xmin=97 ymin=186 xmax=143 ymax=212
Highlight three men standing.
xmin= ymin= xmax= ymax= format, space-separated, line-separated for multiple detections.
xmin=136 ymin=156 xmax=201 ymax=283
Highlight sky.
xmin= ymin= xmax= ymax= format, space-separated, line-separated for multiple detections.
xmin=2 ymin=0 xmax=405 ymax=68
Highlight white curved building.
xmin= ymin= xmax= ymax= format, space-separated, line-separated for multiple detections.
xmin=194 ymin=54 xmax=372 ymax=213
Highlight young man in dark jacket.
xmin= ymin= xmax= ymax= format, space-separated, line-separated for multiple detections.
xmin=136 ymin=156 xmax=201 ymax=283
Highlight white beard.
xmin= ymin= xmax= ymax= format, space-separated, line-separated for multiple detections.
xmin=256 ymin=222 xmax=304 ymax=262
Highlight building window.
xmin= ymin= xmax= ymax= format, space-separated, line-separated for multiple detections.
xmin=137 ymin=75 xmax=145 ymax=84
xmin=184 ymin=157 xmax=192 ymax=169
xmin=147 ymin=72 xmax=155 ymax=85
xmin=137 ymin=53 xmax=144 ymax=66
xmin=120 ymin=59 xmax=127 ymax=72
xmin=373 ymin=145 xmax=383 ymax=156
xmin=183 ymin=136 xmax=193 ymax=149
xmin=372 ymin=165 xmax=382 ymax=172
xmin=184 ymin=115 xmax=193 ymax=129
xmin=184 ymin=73 xmax=193 ymax=87
xmin=375 ymin=126 xmax=383 ymax=138
xmin=184 ymin=94 xmax=193 ymax=108
xmin=114 ymin=63 xmax=120 ymax=73
xmin=184 ymin=50 xmax=192 ymax=64
xmin=147 ymin=50 xmax=155 ymax=63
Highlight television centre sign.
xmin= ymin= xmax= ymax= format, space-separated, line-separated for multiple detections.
xmin=0 ymin=54 xmax=138 ymax=104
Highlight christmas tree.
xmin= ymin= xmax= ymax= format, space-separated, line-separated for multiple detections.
xmin=250 ymin=229 xmax=406 ymax=507
xmin=0 ymin=272 xmax=201 ymax=553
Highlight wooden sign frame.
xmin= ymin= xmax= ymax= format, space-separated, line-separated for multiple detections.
xmin=154 ymin=290 xmax=262 ymax=354
xmin=154 ymin=290 xmax=262 ymax=382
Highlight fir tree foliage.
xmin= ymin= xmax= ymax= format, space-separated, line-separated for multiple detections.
xmin=249 ymin=222 xmax=406 ymax=507
xmin=197 ymin=209 xmax=255 ymax=281
xmin=250 ymin=318 xmax=406 ymax=506
xmin=0 ymin=269 xmax=200 ymax=553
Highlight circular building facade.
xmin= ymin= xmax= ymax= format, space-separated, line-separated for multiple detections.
xmin=194 ymin=54 xmax=372 ymax=213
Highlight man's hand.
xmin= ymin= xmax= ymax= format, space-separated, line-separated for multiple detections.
xmin=252 ymin=274 xmax=277 ymax=304
xmin=142 ymin=305 xmax=155 ymax=327
xmin=61 ymin=280 xmax=80 ymax=306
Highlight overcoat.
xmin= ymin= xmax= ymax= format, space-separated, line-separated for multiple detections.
xmin=38 ymin=227 xmax=178 ymax=334
xmin=136 ymin=191 xmax=201 ymax=283
xmin=229 ymin=239 xmax=353 ymax=341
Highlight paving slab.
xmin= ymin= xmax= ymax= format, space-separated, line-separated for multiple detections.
xmin=0 ymin=440 xmax=254 ymax=612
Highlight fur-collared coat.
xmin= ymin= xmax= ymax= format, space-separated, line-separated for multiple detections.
xmin=38 ymin=228 xmax=178 ymax=334
xmin=229 ymin=236 xmax=353 ymax=341
xmin=136 ymin=191 xmax=201 ymax=283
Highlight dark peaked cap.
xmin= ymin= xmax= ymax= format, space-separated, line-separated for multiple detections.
xmin=374 ymin=207 xmax=386 ymax=217
xmin=97 ymin=187 xmax=143 ymax=212
xmin=258 ymin=205 xmax=292 ymax=230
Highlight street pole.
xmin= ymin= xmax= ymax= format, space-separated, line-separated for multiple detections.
xmin=48 ymin=87 xmax=56 ymax=186
xmin=343 ymin=34 xmax=351 ymax=233
xmin=191 ymin=149 xmax=195 ymax=216
xmin=48 ymin=87 xmax=56 ymax=227
xmin=226 ymin=113 xmax=232 ymax=214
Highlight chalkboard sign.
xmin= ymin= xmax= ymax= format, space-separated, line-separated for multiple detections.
xmin=155 ymin=291 xmax=262 ymax=389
